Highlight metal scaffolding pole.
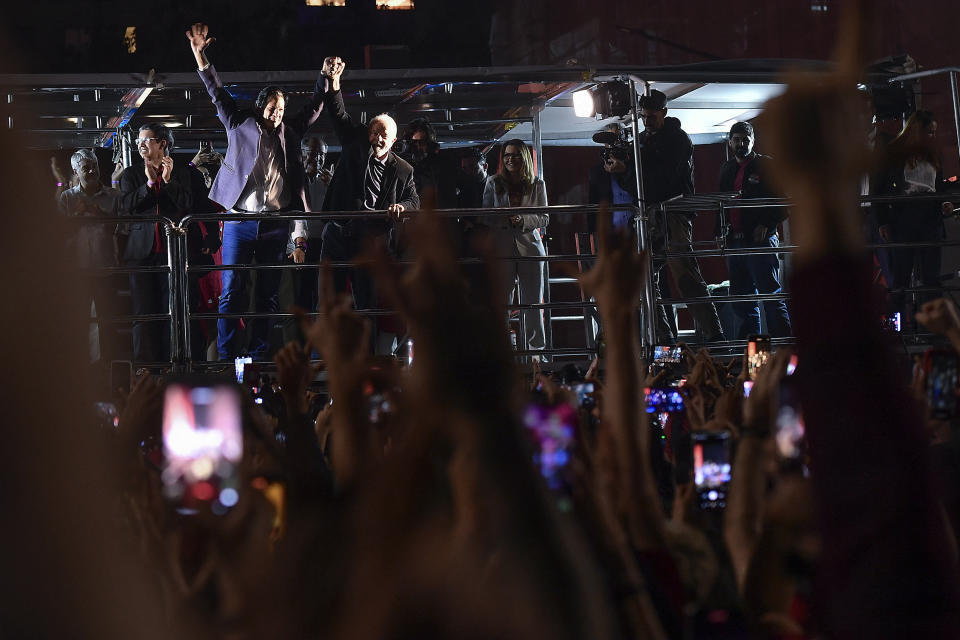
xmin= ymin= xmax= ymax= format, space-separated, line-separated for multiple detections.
xmin=164 ymin=223 xmax=188 ymax=371
xmin=629 ymin=77 xmax=657 ymax=350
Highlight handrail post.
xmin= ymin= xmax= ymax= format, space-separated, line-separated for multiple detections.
xmin=629 ymin=78 xmax=657 ymax=350
xmin=178 ymin=221 xmax=194 ymax=369
xmin=950 ymin=71 xmax=960 ymax=175
xmin=164 ymin=222 xmax=188 ymax=371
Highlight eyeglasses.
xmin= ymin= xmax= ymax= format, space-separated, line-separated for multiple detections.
xmin=135 ymin=137 xmax=159 ymax=145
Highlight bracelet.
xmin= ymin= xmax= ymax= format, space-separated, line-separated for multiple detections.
xmin=56 ymin=181 xmax=63 ymax=187
xmin=295 ymin=240 xmax=307 ymax=250
xmin=111 ymin=180 xmax=120 ymax=185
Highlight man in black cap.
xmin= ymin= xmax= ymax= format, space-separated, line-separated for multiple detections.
xmin=717 ymin=121 xmax=791 ymax=338
xmin=638 ymin=89 xmax=725 ymax=344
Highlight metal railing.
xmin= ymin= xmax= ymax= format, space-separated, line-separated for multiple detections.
xmin=71 ymin=204 xmax=642 ymax=369
xmin=71 ymin=190 xmax=960 ymax=368
xmin=647 ymin=190 xmax=960 ymax=353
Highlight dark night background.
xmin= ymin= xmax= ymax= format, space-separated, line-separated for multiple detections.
xmin=2 ymin=0 xmax=957 ymax=73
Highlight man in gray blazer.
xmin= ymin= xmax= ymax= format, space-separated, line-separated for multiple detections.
xmin=187 ymin=22 xmax=328 ymax=361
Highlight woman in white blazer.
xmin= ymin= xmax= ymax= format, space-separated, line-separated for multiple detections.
xmin=481 ymin=139 xmax=549 ymax=354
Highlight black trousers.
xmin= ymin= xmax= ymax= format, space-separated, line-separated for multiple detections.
xmin=128 ymin=252 xmax=170 ymax=364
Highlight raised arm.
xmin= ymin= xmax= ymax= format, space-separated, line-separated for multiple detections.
xmin=284 ymin=62 xmax=332 ymax=136
xmin=187 ymin=24 xmax=243 ymax=130
xmin=322 ymin=57 xmax=359 ymax=145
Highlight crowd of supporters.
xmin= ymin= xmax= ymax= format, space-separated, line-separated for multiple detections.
xmin=11 ymin=17 xmax=960 ymax=640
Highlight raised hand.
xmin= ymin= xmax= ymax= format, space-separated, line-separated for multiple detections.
xmin=742 ymin=348 xmax=792 ymax=435
xmin=298 ymin=260 xmax=369 ymax=373
xmin=185 ymin=23 xmax=215 ymax=68
xmin=323 ymin=56 xmax=346 ymax=91
xmin=186 ymin=22 xmax=214 ymax=54
xmin=117 ymin=373 xmax=164 ymax=454
xmin=916 ymin=298 xmax=960 ymax=337
xmin=50 ymin=156 xmax=69 ymax=184
xmin=759 ymin=2 xmax=873 ymax=264
xmin=111 ymin=161 xmax=124 ymax=185
xmin=274 ymin=342 xmax=312 ymax=416
xmin=578 ymin=205 xmax=648 ymax=319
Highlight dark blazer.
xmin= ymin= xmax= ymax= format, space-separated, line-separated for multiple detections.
xmin=716 ymin=153 xmax=787 ymax=242
xmin=119 ymin=162 xmax=195 ymax=261
xmin=322 ymin=88 xmax=419 ymax=238
xmin=637 ymin=116 xmax=694 ymax=205
xmin=198 ymin=64 xmax=327 ymax=211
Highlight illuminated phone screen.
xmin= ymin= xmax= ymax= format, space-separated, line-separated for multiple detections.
xmin=645 ymin=387 xmax=684 ymax=413
xmin=162 ymin=384 xmax=243 ymax=511
xmin=523 ymin=403 xmax=577 ymax=498
xmin=693 ymin=432 xmax=731 ymax=509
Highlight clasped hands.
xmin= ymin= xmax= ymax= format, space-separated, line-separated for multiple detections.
xmin=144 ymin=157 xmax=173 ymax=184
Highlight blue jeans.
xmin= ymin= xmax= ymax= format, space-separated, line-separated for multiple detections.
xmin=217 ymin=219 xmax=288 ymax=360
xmin=726 ymin=235 xmax=792 ymax=338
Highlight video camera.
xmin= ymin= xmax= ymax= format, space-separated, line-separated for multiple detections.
xmin=592 ymin=126 xmax=632 ymax=164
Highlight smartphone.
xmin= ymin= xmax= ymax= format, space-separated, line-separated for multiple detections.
xmin=235 ymin=356 xmax=253 ymax=384
xmin=693 ymin=431 xmax=731 ymax=510
xmin=747 ymin=334 xmax=772 ymax=380
xmin=571 ymin=381 xmax=595 ymax=410
xmin=775 ymin=376 xmax=806 ymax=465
xmin=880 ymin=312 xmax=902 ymax=332
xmin=523 ymin=402 xmax=577 ymax=503
xmin=652 ymin=345 xmax=683 ymax=364
xmin=742 ymin=380 xmax=754 ymax=398
xmin=362 ymin=367 xmax=400 ymax=426
xmin=924 ymin=349 xmax=959 ymax=419
xmin=645 ymin=386 xmax=685 ymax=414
xmin=110 ymin=359 xmax=133 ymax=396
xmin=161 ymin=382 xmax=244 ymax=513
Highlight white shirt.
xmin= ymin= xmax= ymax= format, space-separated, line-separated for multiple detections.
xmin=903 ymin=159 xmax=937 ymax=194
xmin=230 ymin=118 xmax=306 ymax=241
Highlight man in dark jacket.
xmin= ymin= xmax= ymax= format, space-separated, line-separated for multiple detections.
xmin=639 ymin=90 xmax=724 ymax=344
xmin=717 ymin=121 xmax=791 ymax=338
xmin=119 ymin=123 xmax=195 ymax=363
xmin=119 ymin=123 xmax=220 ymax=364
xmin=318 ymin=57 xmax=419 ymax=313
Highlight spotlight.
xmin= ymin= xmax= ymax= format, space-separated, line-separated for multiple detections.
xmin=573 ymin=89 xmax=595 ymax=118
xmin=572 ymin=82 xmax=633 ymax=119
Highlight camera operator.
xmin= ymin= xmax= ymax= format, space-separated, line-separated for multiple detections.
xmin=638 ymin=89 xmax=725 ymax=345
xmin=588 ymin=123 xmax=637 ymax=231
